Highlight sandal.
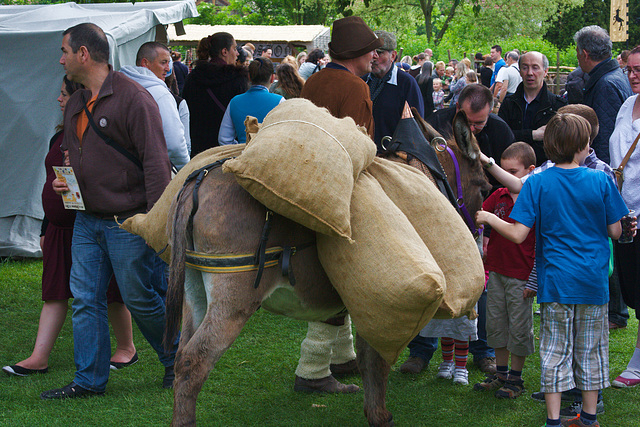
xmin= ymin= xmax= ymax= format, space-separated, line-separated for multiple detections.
xmin=495 ymin=378 xmax=525 ymax=399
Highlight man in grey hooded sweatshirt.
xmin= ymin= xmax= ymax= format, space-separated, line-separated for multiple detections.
xmin=120 ymin=42 xmax=190 ymax=170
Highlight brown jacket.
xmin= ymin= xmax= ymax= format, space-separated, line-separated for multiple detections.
xmin=62 ymin=68 xmax=171 ymax=218
xmin=301 ymin=64 xmax=375 ymax=139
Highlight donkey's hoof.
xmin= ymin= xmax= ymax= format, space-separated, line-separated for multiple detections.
xmin=294 ymin=375 xmax=360 ymax=393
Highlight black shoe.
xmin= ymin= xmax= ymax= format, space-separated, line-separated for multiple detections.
xmin=110 ymin=352 xmax=139 ymax=370
xmin=41 ymin=382 xmax=104 ymax=400
xmin=3 ymin=365 xmax=49 ymax=377
xmin=163 ymin=365 xmax=175 ymax=389
xmin=531 ymin=390 xmax=580 ymax=402
xmin=559 ymin=399 xmax=605 ymax=417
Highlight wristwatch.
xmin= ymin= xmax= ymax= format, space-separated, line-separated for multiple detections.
xmin=483 ymin=157 xmax=495 ymax=170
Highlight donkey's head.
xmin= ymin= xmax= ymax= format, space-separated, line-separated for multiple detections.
xmin=412 ymin=109 xmax=491 ymax=230
xmin=447 ymin=110 xmax=492 ymax=221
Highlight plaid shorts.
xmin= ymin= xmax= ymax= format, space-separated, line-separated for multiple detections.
xmin=539 ymin=302 xmax=609 ymax=393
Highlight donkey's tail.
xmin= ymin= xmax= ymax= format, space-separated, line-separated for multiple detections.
xmin=163 ymin=182 xmax=192 ymax=351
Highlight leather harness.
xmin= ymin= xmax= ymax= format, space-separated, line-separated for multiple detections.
xmin=174 ymin=159 xmax=312 ymax=289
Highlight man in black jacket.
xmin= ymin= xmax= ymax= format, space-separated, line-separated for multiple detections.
xmin=498 ymin=51 xmax=566 ymax=166
xmin=575 ymin=25 xmax=632 ymax=164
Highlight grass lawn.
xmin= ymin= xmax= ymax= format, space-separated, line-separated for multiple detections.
xmin=1 ymin=257 xmax=639 ymax=426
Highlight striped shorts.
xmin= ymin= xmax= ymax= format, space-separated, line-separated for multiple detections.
xmin=539 ymin=302 xmax=609 ymax=393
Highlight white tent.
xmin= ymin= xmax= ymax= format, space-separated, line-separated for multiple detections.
xmin=0 ymin=1 xmax=197 ymax=257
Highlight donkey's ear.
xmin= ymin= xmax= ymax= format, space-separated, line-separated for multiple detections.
xmin=453 ymin=110 xmax=479 ymax=160
xmin=412 ymin=107 xmax=442 ymax=142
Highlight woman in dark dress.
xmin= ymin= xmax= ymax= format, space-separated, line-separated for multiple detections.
xmin=480 ymin=56 xmax=493 ymax=88
xmin=417 ymin=61 xmax=435 ymax=117
xmin=2 ymin=77 xmax=136 ymax=377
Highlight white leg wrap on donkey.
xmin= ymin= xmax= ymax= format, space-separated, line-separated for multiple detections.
xmin=295 ymin=321 xmax=340 ymax=379
xmin=330 ymin=315 xmax=356 ymax=365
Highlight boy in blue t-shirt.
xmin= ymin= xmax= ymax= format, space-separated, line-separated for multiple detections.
xmin=476 ymin=113 xmax=629 ymax=427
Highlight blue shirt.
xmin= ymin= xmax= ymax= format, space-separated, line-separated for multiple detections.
xmin=491 ymin=58 xmax=506 ymax=87
xmin=219 ymin=85 xmax=284 ymax=145
xmin=510 ymin=167 xmax=628 ymax=305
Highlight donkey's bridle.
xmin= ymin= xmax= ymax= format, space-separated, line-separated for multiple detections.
xmin=433 ymin=139 xmax=482 ymax=237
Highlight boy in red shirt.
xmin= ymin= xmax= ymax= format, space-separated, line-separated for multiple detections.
xmin=473 ymin=142 xmax=536 ymax=398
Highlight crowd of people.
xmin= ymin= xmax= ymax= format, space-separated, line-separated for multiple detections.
xmin=2 ymin=17 xmax=639 ymax=427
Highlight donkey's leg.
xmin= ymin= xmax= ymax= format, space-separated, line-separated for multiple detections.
xmin=171 ymin=274 xmax=261 ymax=427
xmin=179 ymin=268 xmax=209 ymax=347
xmin=356 ymin=333 xmax=393 ymax=427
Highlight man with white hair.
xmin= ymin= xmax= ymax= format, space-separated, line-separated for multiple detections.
xmin=574 ymin=25 xmax=632 ymax=164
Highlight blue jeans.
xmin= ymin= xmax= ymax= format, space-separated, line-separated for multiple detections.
xmin=469 ymin=289 xmax=495 ymax=360
xmin=408 ymin=290 xmax=495 ymax=362
xmin=70 ymin=213 xmax=177 ymax=392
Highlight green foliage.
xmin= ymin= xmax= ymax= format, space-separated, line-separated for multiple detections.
xmin=397 ymin=31 xmax=578 ymax=67
xmin=186 ymin=0 xmax=346 ymax=26
xmin=544 ymin=0 xmax=640 ymax=54
xmin=1 ymin=257 xmax=640 ymax=426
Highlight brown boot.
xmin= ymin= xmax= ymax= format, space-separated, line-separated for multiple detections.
xmin=293 ymin=375 xmax=360 ymax=393
xmin=399 ymin=356 xmax=427 ymax=374
xmin=330 ymin=359 xmax=359 ymax=378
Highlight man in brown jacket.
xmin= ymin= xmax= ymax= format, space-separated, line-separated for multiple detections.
xmin=295 ymin=16 xmax=382 ymax=394
xmin=42 ymin=23 xmax=177 ymax=400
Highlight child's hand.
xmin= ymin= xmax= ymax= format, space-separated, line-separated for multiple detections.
xmin=475 ymin=209 xmax=492 ymax=226
xmin=523 ymin=289 xmax=537 ymax=299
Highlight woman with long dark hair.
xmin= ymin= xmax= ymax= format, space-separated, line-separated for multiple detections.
xmin=270 ymin=63 xmax=305 ymax=99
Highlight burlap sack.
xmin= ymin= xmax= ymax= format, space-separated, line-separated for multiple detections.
xmin=120 ymin=144 xmax=246 ymax=263
xmin=222 ymin=98 xmax=376 ymax=240
xmin=316 ymin=171 xmax=445 ymax=364
xmin=367 ymin=157 xmax=484 ymax=319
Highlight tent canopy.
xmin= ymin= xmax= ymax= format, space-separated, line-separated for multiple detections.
xmin=0 ymin=1 xmax=197 ymax=257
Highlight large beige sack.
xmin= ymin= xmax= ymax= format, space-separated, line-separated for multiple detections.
xmin=316 ymin=171 xmax=445 ymax=364
xmin=222 ymin=98 xmax=376 ymax=240
xmin=367 ymin=157 xmax=484 ymax=319
xmin=120 ymin=144 xmax=246 ymax=263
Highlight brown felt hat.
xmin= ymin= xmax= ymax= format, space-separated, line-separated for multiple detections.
xmin=328 ymin=16 xmax=382 ymax=60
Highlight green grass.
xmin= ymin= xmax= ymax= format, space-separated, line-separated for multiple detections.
xmin=1 ymin=258 xmax=639 ymax=426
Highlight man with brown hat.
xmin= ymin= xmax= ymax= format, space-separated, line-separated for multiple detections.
xmin=295 ymin=16 xmax=382 ymax=394
xmin=300 ymin=15 xmax=382 ymax=139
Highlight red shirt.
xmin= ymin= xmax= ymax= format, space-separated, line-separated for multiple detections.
xmin=483 ymin=187 xmax=535 ymax=280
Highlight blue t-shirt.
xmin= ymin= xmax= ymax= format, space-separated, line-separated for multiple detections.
xmin=229 ymin=86 xmax=283 ymax=144
xmin=510 ymin=167 xmax=628 ymax=305
xmin=491 ymin=58 xmax=506 ymax=86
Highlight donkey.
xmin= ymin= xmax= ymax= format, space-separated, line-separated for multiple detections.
xmin=164 ymin=112 xmax=490 ymax=427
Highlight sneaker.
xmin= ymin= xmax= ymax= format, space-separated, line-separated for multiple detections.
xmin=612 ymin=369 xmax=640 ymax=388
xmin=559 ymin=400 xmax=604 ymax=418
xmin=399 ymin=356 xmax=427 ymax=374
xmin=163 ymin=365 xmax=175 ymax=389
xmin=495 ymin=378 xmax=525 ymax=399
xmin=436 ymin=361 xmax=455 ymax=379
xmin=473 ymin=373 xmax=506 ymax=391
xmin=452 ymin=367 xmax=468 ymax=385
xmin=474 ymin=356 xmax=497 ymax=374
xmin=560 ymin=415 xmax=600 ymax=427
xmin=40 ymin=382 xmax=104 ymax=400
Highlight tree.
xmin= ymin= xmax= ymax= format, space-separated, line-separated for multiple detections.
xmin=187 ymin=0 xmax=346 ymax=26
xmin=544 ymin=0 xmax=640 ymax=52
